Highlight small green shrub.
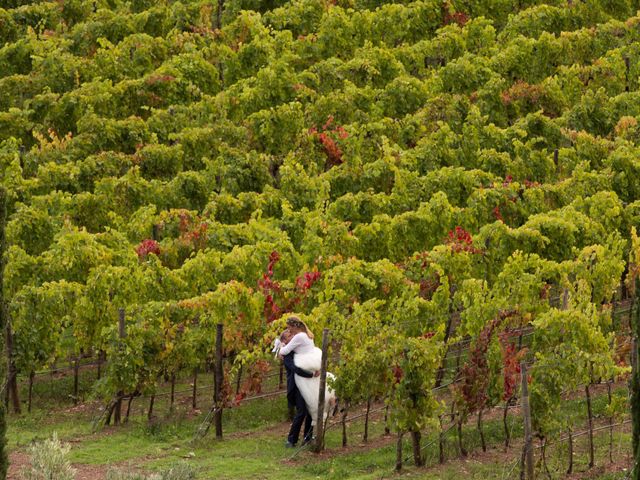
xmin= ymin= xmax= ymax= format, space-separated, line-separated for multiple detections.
xmin=106 ymin=470 xmax=147 ymax=480
xmin=21 ymin=433 xmax=75 ymax=480
xmin=106 ymin=462 xmax=196 ymax=480
xmin=161 ymin=462 xmax=196 ymax=480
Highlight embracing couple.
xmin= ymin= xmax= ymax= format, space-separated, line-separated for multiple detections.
xmin=274 ymin=316 xmax=336 ymax=448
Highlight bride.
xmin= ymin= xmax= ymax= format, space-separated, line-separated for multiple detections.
xmin=277 ymin=316 xmax=336 ymax=428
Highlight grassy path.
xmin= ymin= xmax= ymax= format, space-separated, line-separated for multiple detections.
xmin=7 ymin=382 xmax=635 ymax=479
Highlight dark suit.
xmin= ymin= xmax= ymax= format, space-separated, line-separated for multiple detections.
xmin=283 ymin=352 xmax=313 ymax=444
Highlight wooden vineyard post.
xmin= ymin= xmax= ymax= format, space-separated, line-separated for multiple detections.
xmin=148 ymin=395 xmax=155 ymax=421
xmin=114 ymin=308 xmax=126 ymax=425
xmin=215 ymin=0 xmax=224 ymax=30
xmin=521 ymin=362 xmax=534 ymax=480
xmin=632 ymin=336 xmax=638 ymax=380
xmin=632 ymin=294 xmax=640 ymax=480
xmin=27 ymin=371 xmax=34 ymax=413
xmin=235 ymin=364 xmax=243 ymax=395
xmin=119 ymin=308 xmax=126 ymax=339
xmin=384 ymin=405 xmax=390 ymax=435
xmin=214 ymin=323 xmax=223 ymax=439
xmin=607 ymin=380 xmax=614 ymax=463
xmin=0 ymin=185 xmax=8 ymax=476
xmin=170 ymin=374 xmax=176 ymax=411
xmin=5 ymin=323 xmax=20 ymax=414
xmin=585 ymin=383 xmax=594 ymax=468
xmin=192 ymin=368 xmax=198 ymax=410
xmin=438 ymin=415 xmax=445 ymax=464
xmin=314 ymin=328 xmax=330 ymax=453
xmin=625 ymin=56 xmax=631 ymax=93
xmin=73 ymin=356 xmax=80 ymax=405
xmin=567 ymin=427 xmax=573 ymax=474
xmin=363 ymin=397 xmax=371 ymax=443
xmin=630 ymin=270 xmax=639 ymax=480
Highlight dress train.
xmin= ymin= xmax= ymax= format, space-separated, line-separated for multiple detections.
xmin=293 ymin=346 xmax=336 ymax=426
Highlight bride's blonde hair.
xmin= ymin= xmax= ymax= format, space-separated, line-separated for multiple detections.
xmin=286 ymin=315 xmax=314 ymax=339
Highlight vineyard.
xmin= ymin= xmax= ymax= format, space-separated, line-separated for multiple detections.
xmin=2 ymin=0 xmax=640 ymax=477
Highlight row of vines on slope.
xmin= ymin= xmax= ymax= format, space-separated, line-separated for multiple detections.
xmin=1 ymin=0 xmax=640 ymax=469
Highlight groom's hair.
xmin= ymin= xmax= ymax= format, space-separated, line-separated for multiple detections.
xmin=280 ymin=330 xmax=292 ymax=342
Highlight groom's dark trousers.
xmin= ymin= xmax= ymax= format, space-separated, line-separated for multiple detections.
xmin=283 ymin=353 xmax=313 ymax=444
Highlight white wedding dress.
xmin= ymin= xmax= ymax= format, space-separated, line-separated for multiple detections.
xmin=293 ymin=346 xmax=336 ymax=426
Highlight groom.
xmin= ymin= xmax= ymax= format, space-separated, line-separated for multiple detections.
xmin=278 ymin=329 xmax=314 ymax=448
